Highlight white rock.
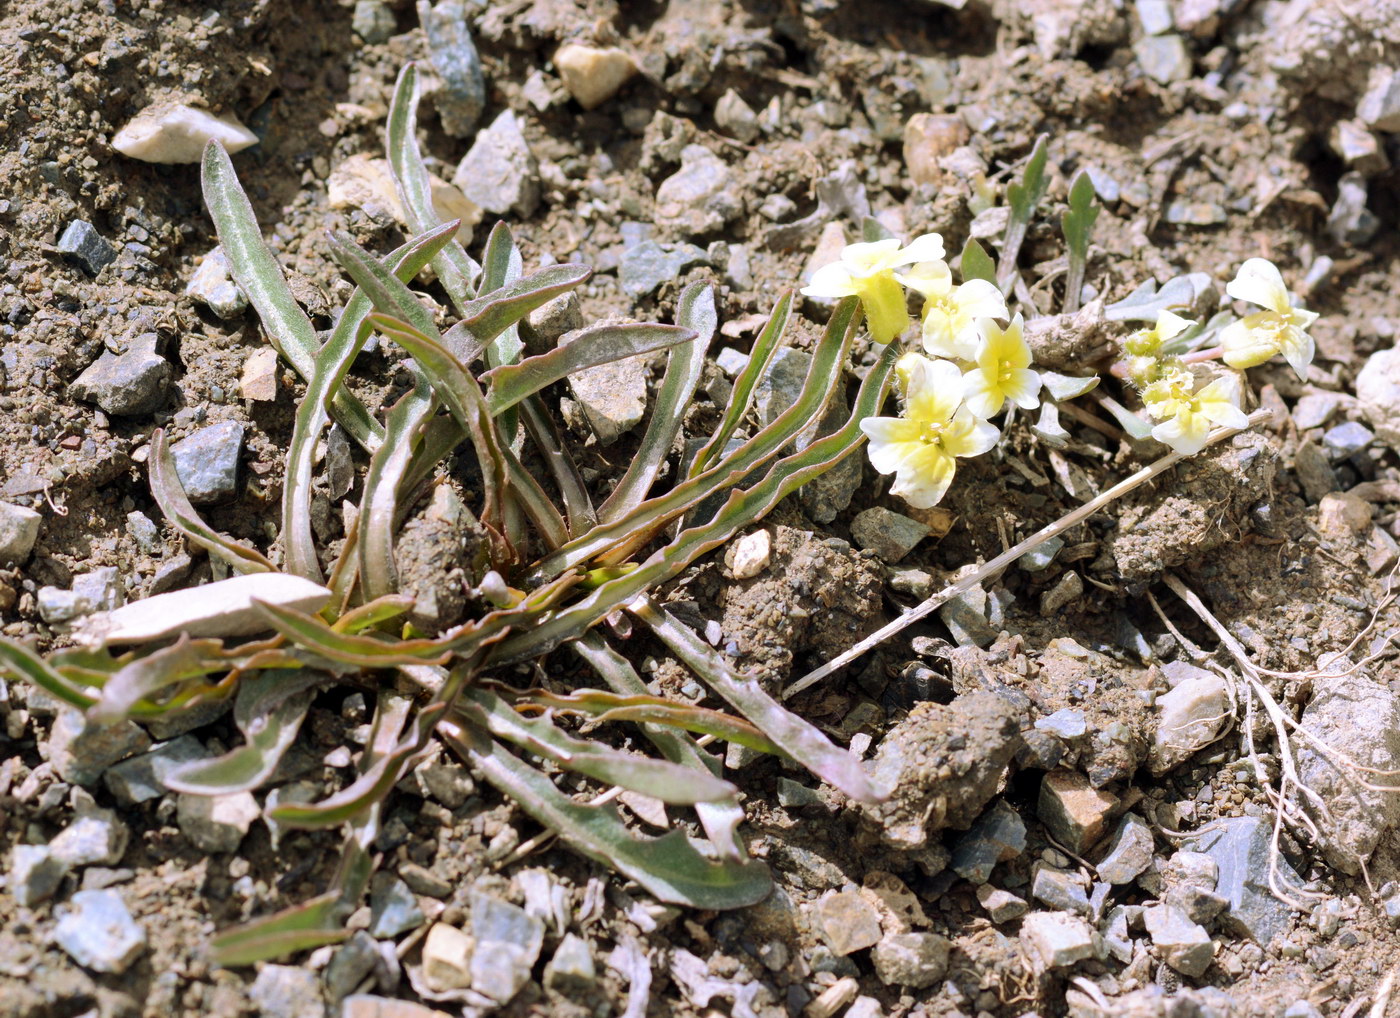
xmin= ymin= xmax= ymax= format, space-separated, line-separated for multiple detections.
xmin=177 ymin=791 xmax=260 ymax=853
xmin=80 ymin=573 xmax=331 ymax=646
xmin=727 ymin=529 xmax=772 ymax=579
xmin=53 ymin=889 xmax=146 ymax=974
xmin=1357 ymin=347 xmax=1400 ymax=449
xmin=1150 ymin=673 xmax=1230 ymax=775
xmin=112 ymin=102 xmax=257 ymax=164
xmin=328 ymin=153 xmax=480 ymax=243
xmin=186 ymin=246 xmax=248 ymax=320
xmin=422 ymin=923 xmax=474 ymax=992
xmin=1019 ymin=911 xmax=1095 ymax=971
xmin=0 ymin=501 xmax=41 ymax=565
xmin=555 ymin=44 xmax=637 ymax=110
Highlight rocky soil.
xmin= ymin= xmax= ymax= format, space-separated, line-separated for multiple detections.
xmin=3 ymin=1 xmax=1400 ymax=1017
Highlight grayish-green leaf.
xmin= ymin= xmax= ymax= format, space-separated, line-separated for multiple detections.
xmin=1061 ymin=168 xmax=1100 ymax=314
xmin=998 ymin=134 xmax=1049 ymax=292
xmin=960 ymin=237 xmax=997 ymax=286
xmin=1039 ymin=370 xmax=1100 ymax=402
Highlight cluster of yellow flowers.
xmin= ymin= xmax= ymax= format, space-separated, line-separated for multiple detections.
xmin=1128 ymin=258 xmax=1316 ymax=454
xmin=801 ymin=233 xmax=1041 ymax=507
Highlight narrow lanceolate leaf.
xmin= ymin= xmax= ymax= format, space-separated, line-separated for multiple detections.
xmin=1061 ymin=168 xmax=1100 ymax=314
xmin=0 ymin=637 xmax=98 ymax=711
xmin=163 ymin=670 xmax=320 ymax=795
xmin=452 ymin=263 xmax=593 ymax=351
xmin=87 ymin=636 xmax=229 ymax=725
xmin=1097 ymin=393 xmax=1156 ymax=440
xmin=689 ymin=290 xmax=792 ymax=480
xmin=572 ymin=633 xmax=745 ymax=860
xmin=253 ymin=600 xmax=452 ymax=666
xmin=484 ymin=322 xmax=695 ymax=416
xmin=997 ymin=133 xmax=1050 ymax=293
xmin=635 ymin=599 xmax=883 ymax=804
xmin=358 ymin=377 xmax=431 ymax=602
xmin=201 ymin=142 xmax=381 ymax=451
xmin=148 ymin=429 xmax=275 ymax=576
xmin=861 ymin=215 xmax=896 ymax=243
xmin=211 ymin=891 xmax=350 ymax=966
xmin=442 ymin=720 xmax=772 ymax=909
xmin=459 ymin=688 xmax=738 ymax=805
xmin=526 ymin=688 xmax=781 ymax=755
xmin=1040 ymin=370 xmax=1100 ymax=401
xmin=285 ymin=221 xmax=460 ymax=583
xmin=475 ymin=221 xmax=525 ymax=372
xmin=493 ymin=338 xmax=897 ymax=667
xmin=332 ymin=595 xmax=416 ymax=634
xmin=520 ymin=396 xmax=595 ymax=538
xmin=599 ymin=283 xmax=715 ymax=523
xmin=386 ymin=62 xmax=480 ymax=309
xmin=960 ymin=237 xmax=997 ymax=286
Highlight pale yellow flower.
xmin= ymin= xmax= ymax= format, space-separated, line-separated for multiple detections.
xmin=1142 ymin=368 xmax=1248 ymax=455
xmin=1220 ymin=258 xmax=1318 ymax=378
xmin=963 ymin=313 xmax=1041 ymax=420
xmin=860 ymin=354 xmax=999 ymax=508
xmin=903 ymin=260 xmax=1009 ymax=360
xmin=800 ymin=233 xmax=946 ymax=345
xmin=1124 ymin=309 xmax=1194 ymax=357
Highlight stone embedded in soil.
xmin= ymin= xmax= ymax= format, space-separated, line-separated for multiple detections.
xmin=249 ymin=964 xmax=325 ymax=1018
xmin=69 ymin=333 xmax=171 ymax=416
xmin=1322 ymin=420 xmax=1374 ymax=459
xmin=1032 ymin=866 xmax=1091 ymax=917
xmin=1292 ymin=392 xmax=1339 ymax=430
xmin=1019 ymin=911 xmax=1096 ymax=971
xmin=1035 ymin=708 xmax=1087 ymax=740
xmin=1317 ymin=491 xmax=1373 ymax=539
xmin=1330 ymin=119 xmax=1389 ymax=176
xmin=1143 ymin=903 xmax=1215 ymax=978
xmin=422 ymin=922 xmax=474 ymax=992
xmin=238 ymin=347 xmax=279 ymax=401
xmin=1358 ymin=65 xmax=1400 ymax=132
xmin=1357 ymin=348 xmax=1400 ymax=449
xmin=0 ymin=500 xmax=40 ymax=564
xmin=524 ymin=291 xmax=584 ymax=352
xmin=654 ymin=145 xmax=741 ymax=236
xmin=1294 ymin=438 xmax=1339 ymax=502
xmin=1327 ymin=171 xmax=1380 ymax=245
xmin=1164 ymin=200 xmax=1226 ymax=226
xmin=950 ymin=800 xmax=1026 ymax=884
xmin=1038 ymin=770 xmax=1117 ymax=854
xmin=104 ymin=735 xmax=210 ymax=805
xmin=1162 ymin=851 xmax=1227 ymax=924
xmin=418 ymin=0 xmax=485 ymax=137
xmin=714 ymin=89 xmax=759 ymax=143
xmin=1149 ymin=671 xmax=1229 ymax=775
xmin=815 ymin=889 xmax=883 ymax=956
xmin=555 ymin=43 xmax=638 ymax=110
xmin=801 ymin=221 xmax=848 ymax=287
xmin=344 ymin=998 xmax=453 ymax=1018
xmin=369 ymin=873 xmax=426 ymax=939
xmin=171 ymin=421 xmax=244 ymax=503
xmin=1135 ymin=34 xmax=1192 ymax=84
xmin=902 ymin=113 xmax=969 ymax=187
xmin=176 ymin=791 xmax=259 ymax=854
xmin=1185 ymin=816 xmax=1299 ymax=945
xmin=726 ymin=529 xmax=772 ymax=579
xmin=330 ymin=153 xmax=480 ymax=244
xmin=618 ymin=239 xmax=708 ymax=298
xmin=325 ymin=931 xmax=381 ymax=1006
xmin=47 ymin=701 xmax=150 ymax=786
xmin=851 ymin=507 xmax=929 ymax=563
xmin=352 ymin=0 xmax=396 ymax=43
xmin=50 ymin=798 xmax=129 ymax=868
xmin=111 ymin=101 xmax=256 ymax=163
xmin=1295 ymin=660 xmax=1400 ymax=874
xmin=870 ymin=932 xmax=949 ymax=988
xmin=38 ymin=566 xmax=123 ymax=625
xmin=57 ymin=220 xmax=119 ymax=275
xmin=1018 ymin=535 xmax=1063 ymax=572
xmin=938 ymin=583 xmax=998 ymax=649
xmin=9 ymin=844 xmax=67 ymax=906
xmin=565 ymin=341 xmax=650 ymax=444
xmin=53 ymin=889 xmax=146 ymax=974
xmin=544 ymin=933 xmax=597 ymax=993
xmin=1096 ymin=813 xmax=1155 ymax=884
xmin=470 ymin=891 xmax=544 ymax=1003
xmin=187 ymin=246 xmax=248 ymax=320
xmin=452 ymin=109 xmax=540 ymax=218
xmin=1135 ymin=0 xmax=1173 ymax=34
xmin=976 ymin=884 xmax=1029 ymax=924
xmin=1039 ymin=570 xmax=1084 ymax=616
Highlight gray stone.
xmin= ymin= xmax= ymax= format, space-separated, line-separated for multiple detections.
xmin=950 ymin=800 xmax=1026 ymax=884
xmin=69 ymin=333 xmax=171 ymax=416
xmin=414 ymin=756 xmax=474 ymax=809
xmin=0 ymin=501 xmax=40 ymax=565
xmin=352 ymin=0 xmax=396 ymax=43
xmin=186 ymin=246 xmax=248 ymax=319
xmin=176 ymin=791 xmax=259 ymax=853
xmin=777 ymin=777 xmax=826 ymax=809
xmin=149 ymin=554 xmax=194 ymax=595
xmin=249 ymin=963 xmax=326 ymax=1018
xmin=1143 ymin=903 xmax=1215 ymax=978
xmin=851 ymin=508 xmax=929 ymax=563
xmin=1292 ymin=393 xmax=1339 ymax=430
xmin=938 ymin=586 xmax=998 ymax=648
xmin=9 ymin=844 xmax=67 ymax=906
xmin=714 ymin=89 xmax=759 ymax=143
xmin=1296 ymin=664 xmax=1400 ymax=874
xmin=470 ymin=891 xmax=544 ymax=1002
xmin=1185 ymin=816 xmax=1298 ymax=944
xmin=104 ymin=736 xmax=209 ymax=805
xmin=975 ymin=884 xmax=1028 ymax=923
xmin=47 ymin=706 xmax=151 ymax=786
xmin=1019 ymin=911 xmax=1095 ymax=971
xmin=544 ymin=933 xmax=596 ymax=993
xmin=422 ymin=922 xmax=472 ymax=991
xmin=1096 ymin=813 xmax=1154 ymax=884
xmin=417 ymin=0 xmax=485 ymax=137
xmin=1135 ymin=0 xmax=1173 ymax=35
xmin=524 ymin=291 xmax=584 ymax=352
xmin=53 ymin=889 xmax=146 ymax=974
xmin=1040 ymin=571 xmax=1084 ymax=615
xmin=1330 ymin=120 xmax=1389 ymax=177
xmin=171 ymin=421 xmax=244 ymax=503
xmin=618 ymin=239 xmax=707 ymax=299
xmin=399 ymin=862 xmax=452 ymax=899
xmin=1358 ymin=348 xmax=1400 ymax=449
xmin=725 ymin=244 xmax=753 ymax=290
xmin=1018 ymin=536 xmax=1063 ymax=572
xmin=1323 ymin=420 xmax=1374 ymax=459
xmin=38 ymin=566 xmax=124 ymax=625
xmin=1039 ymin=769 xmax=1117 ymax=854
xmin=1032 ymin=867 xmax=1091 ymax=917
xmin=815 ymin=889 xmax=882 ymax=956
xmin=565 ymin=344 xmax=650 ymax=445
xmin=1358 ymin=66 xmax=1400 ymax=132
xmin=870 ymin=932 xmax=949 ymax=989
xmin=1149 ymin=671 xmax=1229 ymax=775
xmin=716 ymin=347 xmax=749 ymax=376
xmin=1102 ymin=906 xmax=1135 ymax=963
xmin=1327 ymin=172 xmax=1379 ymax=246
xmin=1164 ymin=201 xmax=1226 ymax=226
xmin=1294 ymin=439 xmax=1338 ymax=501
xmin=1135 ymin=34 xmax=1191 ymax=84
xmin=50 ymin=801 xmax=129 ymax=868
xmin=1035 ymin=709 xmax=1087 ymax=740
xmin=126 ymin=510 xmax=160 ymax=553
xmin=654 ymin=145 xmax=741 ymax=236
xmin=326 ymin=931 xmax=381 ymax=1004
xmin=451 ymin=109 xmax=539 ymax=218
xmin=57 ymin=220 xmax=119 ymax=275
xmin=369 ymin=873 xmax=425 ymax=938
xmin=889 ymin=568 xmax=933 ymax=598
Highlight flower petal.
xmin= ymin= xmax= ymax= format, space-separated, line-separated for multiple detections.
xmin=948 ymin=407 xmax=1001 ymax=457
xmin=893 ymin=232 xmax=946 ymax=267
xmin=890 ymin=445 xmax=956 ymax=508
xmin=954 ymin=278 xmax=1009 ymax=321
xmin=1194 ymin=376 xmax=1249 ymax=428
xmin=1279 ymin=327 xmax=1315 ymax=379
xmin=854 ymin=271 xmax=910 ymax=344
xmin=801 ymin=261 xmax=857 ymax=299
xmin=860 ymin=418 xmax=922 ymax=475
xmin=961 ymin=370 xmax=1001 ymax=420
xmin=902 ymin=259 xmax=952 ymax=297
xmin=1154 ymin=309 xmax=1194 ymax=342
xmin=1005 ymin=368 xmax=1042 ymax=409
xmin=1220 ymin=317 xmax=1278 ymax=370
xmin=1152 ymin=411 xmax=1211 ymax=455
xmin=1227 ymin=258 xmax=1290 ymax=313
xmin=906 ymin=358 xmax=965 ymax=424
xmin=842 ymin=239 xmax=901 ymax=276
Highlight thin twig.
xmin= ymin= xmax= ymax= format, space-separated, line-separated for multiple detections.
xmin=783 ymin=409 xmax=1272 ymax=699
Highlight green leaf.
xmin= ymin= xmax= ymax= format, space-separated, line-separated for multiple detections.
xmin=527 ymin=688 xmax=782 ymax=755
xmin=254 ymin=600 xmax=452 ymax=666
xmin=1097 ymin=393 xmax=1157 ymax=440
xmin=211 ymin=892 xmax=349 ymax=967
xmin=960 ymin=236 xmax=997 ymax=286
xmin=447 ymin=263 xmax=593 ymax=353
xmin=1103 ymin=274 xmax=1207 ymax=323
xmin=87 ymin=636 xmax=228 ymax=725
xmin=1061 ymin=169 xmax=1100 ymax=314
xmin=444 ymin=721 xmax=772 ymax=909
xmin=997 ymin=133 xmax=1049 ymax=292
xmin=357 ymin=376 xmax=433 ymax=602
xmin=1039 ymin=370 xmax=1100 ymax=401
xmin=475 ymin=221 xmax=526 ymax=371
xmin=598 ymin=283 xmax=715 ymax=523
xmin=332 ymin=595 xmax=417 ymax=634
xmin=484 ymin=322 xmax=695 ymax=416
xmin=147 ymin=429 xmax=275 ymax=576
xmin=1032 ymin=400 xmax=1070 ymax=448
xmin=0 ymin=636 xmax=98 ymax=711
xmin=201 ymin=142 xmax=381 ymax=451
xmin=861 ymin=216 xmax=896 ymax=243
